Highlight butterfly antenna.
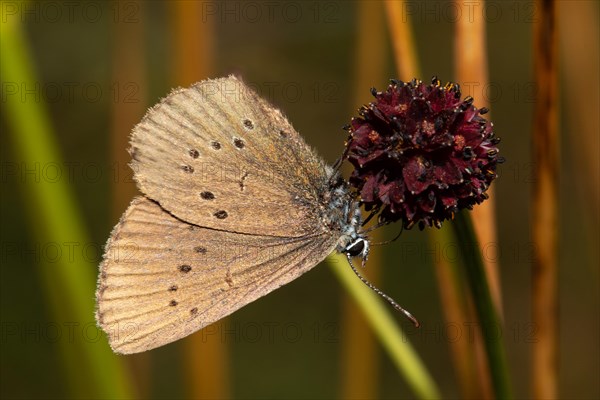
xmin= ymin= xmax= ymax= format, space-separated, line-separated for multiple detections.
xmin=363 ymin=220 xmax=390 ymax=234
xmin=371 ymin=226 xmax=404 ymax=246
xmin=329 ymin=156 xmax=348 ymax=189
xmin=361 ymin=207 xmax=380 ymax=227
xmin=332 ymin=154 xmax=345 ymax=173
xmin=332 ymin=134 xmax=352 ymax=173
xmin=345 ymin=255 xmax=420 ymax=327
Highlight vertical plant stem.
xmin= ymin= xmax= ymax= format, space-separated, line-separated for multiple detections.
xmin=558 ymin=0 xmax=599 ymax=289
xmin=110 ymin=1 xmax=146 ymax=218
xmin=110 ymin=1 xmax=149 ymax=396
xmin=168 ymin=2 xmax=227 ymax=399
xmin=384 ymin=0 xmax=421 ymax=80
xmin=532 ymin=0 xmax=559 ymax=398
xmin=430 ymin=227 xmax=482 ymax=399
xmin=171 ymin=0 xmax=214 ymax=85
xmin=454 ymin=0 xmax=503 ymax=319
xmin=452 ymin=212 xmax=512 ymax=399
xmin=328 ymin=254 xmax=440 ymax=400
xmin=339 ymin=1 xmax=386 ymax=398
xmin=1 ymin=12 xmax=134 ymax=399
xmin=454 ymin=2 xmax=499 ymax=397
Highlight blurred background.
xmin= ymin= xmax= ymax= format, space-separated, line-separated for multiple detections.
xmin=1 ymin=1 xmax=598 ymax=399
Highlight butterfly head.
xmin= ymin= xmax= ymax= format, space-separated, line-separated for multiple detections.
xmin=324 ymin=169 xmax=371 ymax=261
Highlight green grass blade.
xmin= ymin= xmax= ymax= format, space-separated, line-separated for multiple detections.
xmin=452 ymin=212 xmax=512 ymax=399
xmin=1 ymin=13 xmax=134 ymax=399
xmin=327 ymin=253 xmax=440 ymax=400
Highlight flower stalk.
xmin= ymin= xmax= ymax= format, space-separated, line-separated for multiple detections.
xmin=452 ymin=211 xmax=512 ymax=399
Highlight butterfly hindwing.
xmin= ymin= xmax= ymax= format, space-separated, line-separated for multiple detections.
xmin=96 ymin=197 xmax=338 ymax=354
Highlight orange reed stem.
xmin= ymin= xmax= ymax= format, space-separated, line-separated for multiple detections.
xmin=384 ymin=0 xmax=420 ymax=80
xmin=532 ymin=0 xmax=559 ymax=399
xmin=339 ymin=2 xmax=387 ymax=398
xmin=168 ymin=2 xmax=227 ymax=399
xmin=454 ymin=2 xmax=500 ymax=398
xmin=454 ymin=0 xmax=503 ymax=320
xmin=110 ymin=1 xmax=147 ymax=396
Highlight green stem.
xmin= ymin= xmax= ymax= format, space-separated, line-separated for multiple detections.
xmin=452 ymin=212 xmax=512 ymax=399
xmin=327 ymin=253 xmax=440 ymax=400
xmin=1 ymin=12 xmax=134 ymax=399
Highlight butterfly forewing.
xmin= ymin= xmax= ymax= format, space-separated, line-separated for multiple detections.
xmin=130 ymin=76 xmax=329 ymax=237
xmin=97 ymin=197 xmax=338 ymax=354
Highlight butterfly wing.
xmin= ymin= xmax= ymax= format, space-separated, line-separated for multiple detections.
xmin=97 ymin=197 xmax=338 ymax=354
xmin=130 ymin=75 xmax=330 ymax=238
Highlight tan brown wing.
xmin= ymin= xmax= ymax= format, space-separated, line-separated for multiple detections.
xmin=130 ymin=76 xmax=330 ymax=238
xmin=96 ymin=197 xmax=338 ymax=354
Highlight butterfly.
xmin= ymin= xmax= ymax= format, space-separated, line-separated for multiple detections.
xmin=96 ymin=76 xmax=415 ymax=354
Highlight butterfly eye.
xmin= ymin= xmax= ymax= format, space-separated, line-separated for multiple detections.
xmin=345 ymin=238 xmax=366 ymax=257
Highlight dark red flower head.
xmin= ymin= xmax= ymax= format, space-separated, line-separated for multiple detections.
xmin=345 ymin=77 xmax=503 ymax=230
